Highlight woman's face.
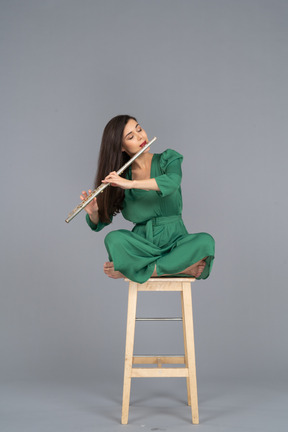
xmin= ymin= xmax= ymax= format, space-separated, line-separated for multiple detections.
xmin=122 ymin=119 xmax=149 ymax=156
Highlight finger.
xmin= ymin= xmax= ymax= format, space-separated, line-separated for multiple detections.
xmin=107 ymin=172 xmax=116 ymax=178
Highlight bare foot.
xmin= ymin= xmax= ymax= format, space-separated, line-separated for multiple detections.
xmin=152 ymin=259 xmax=207 ymax=278
xmin=181 ymin=259 xmax=206 ymax=278
xmin=103 ymin=262 xmax=125 ymax=279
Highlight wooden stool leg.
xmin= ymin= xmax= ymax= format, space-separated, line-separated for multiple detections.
xmin=181 ymin=291 xmax=191 ymax=406
xmin=182 ymin=282 xmax=199 ymax=424
xmin=121 ymin=282 xmax=138 ymax=425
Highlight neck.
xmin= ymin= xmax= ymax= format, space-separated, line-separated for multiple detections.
xmin=132 ymin=152 xmax=153 ymax=170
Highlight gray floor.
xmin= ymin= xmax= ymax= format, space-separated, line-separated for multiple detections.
xmin=1 ymin=378 xmax=287 ymax=432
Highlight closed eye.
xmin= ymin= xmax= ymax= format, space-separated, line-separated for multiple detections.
xmin=126 ymin=125 xmax=142 ymax=140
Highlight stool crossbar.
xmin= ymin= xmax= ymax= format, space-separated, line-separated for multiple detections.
xmin=121 ymin=278 xmax=199 ymax=424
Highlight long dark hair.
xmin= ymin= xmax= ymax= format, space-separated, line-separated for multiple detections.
xmin=94 ymin=115 xmax=137 ymax=223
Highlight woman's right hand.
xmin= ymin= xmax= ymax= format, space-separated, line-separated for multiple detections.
xmin=80 ymin=190 xmax=99 ymax=223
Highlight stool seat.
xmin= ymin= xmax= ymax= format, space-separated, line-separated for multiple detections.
xmin=121 ymin=277 xmax=199 ymax=424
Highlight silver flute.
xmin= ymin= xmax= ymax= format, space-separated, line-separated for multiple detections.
xmin=65 ymin=137 xmax=157 ymax=223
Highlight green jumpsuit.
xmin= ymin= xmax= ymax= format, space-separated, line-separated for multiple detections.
xmin=86 ymin=149 xmax=215 ymax=284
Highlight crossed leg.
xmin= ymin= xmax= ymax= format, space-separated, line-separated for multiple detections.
xmin=104 ymin=258 xmax=208 ymax=279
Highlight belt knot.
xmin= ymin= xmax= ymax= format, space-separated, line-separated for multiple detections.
xmin=136 ymin=215 xmax=182 ymax=242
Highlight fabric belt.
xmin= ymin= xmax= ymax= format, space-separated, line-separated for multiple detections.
xmin=135 ymin=215 xmax=182 ymax=243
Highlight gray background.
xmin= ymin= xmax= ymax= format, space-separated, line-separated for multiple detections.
xmin=1 ymin=0 xmax=287 ymax=431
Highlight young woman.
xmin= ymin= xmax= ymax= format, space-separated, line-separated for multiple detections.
xmin=81 ymin=115 xmax=215 ymax=284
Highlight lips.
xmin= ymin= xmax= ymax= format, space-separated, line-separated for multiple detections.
xmin=140 ymin=141 xmax=147 ymax=148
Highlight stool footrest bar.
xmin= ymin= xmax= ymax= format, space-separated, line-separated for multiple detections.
xmin=131 ymin=368 xmax=189 ymax=378
xmin=133 ymin=355 xmax=185 ymax=364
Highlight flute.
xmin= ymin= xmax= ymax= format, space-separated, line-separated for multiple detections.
xmin=65 ymin=137 xmax=157 ymax=223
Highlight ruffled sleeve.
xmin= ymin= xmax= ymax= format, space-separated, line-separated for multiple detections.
xmin=154 ymin=149 xmax=183 ymax=197
xmin=86 ymin=213 xmax=113 ymax=232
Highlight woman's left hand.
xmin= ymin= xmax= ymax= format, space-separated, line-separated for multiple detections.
xmin=102 ymin=171 xmax=133 ymax=190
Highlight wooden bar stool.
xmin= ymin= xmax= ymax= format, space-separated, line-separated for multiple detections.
xmin=121 ymin=277 xmax=199 ymax=424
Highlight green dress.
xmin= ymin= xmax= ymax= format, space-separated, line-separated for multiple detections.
xmin=86 ymin=149 xmax=215 ymax=284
